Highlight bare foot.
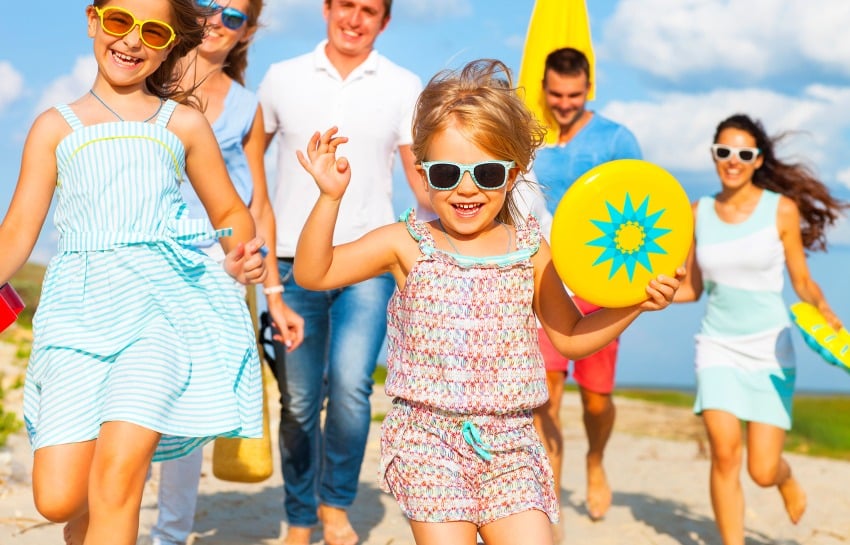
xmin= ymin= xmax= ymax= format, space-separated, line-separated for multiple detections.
xmin=282 ymin=525 xmax=313 ymax=545
xmin=778 ymin=475 xmax=807 ymax=524
xmin=586 ymin=461 xmax=612 ymax=521
xmin=63 ymin=514 xmax=88 ymax=545
xmin=318 ymin=504 xmax=358 ymax=545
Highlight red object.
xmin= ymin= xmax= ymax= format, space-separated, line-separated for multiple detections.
xmin=0 ymin=283 xmax=25 ymax=332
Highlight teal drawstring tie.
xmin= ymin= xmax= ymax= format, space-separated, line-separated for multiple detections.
xmin=462 ymin=421 xmax=492 ymax=461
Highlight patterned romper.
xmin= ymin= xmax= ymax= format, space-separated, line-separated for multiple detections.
xmin=23 ymin=101 xmax=262 ymax=461
xmin=379 ymin=210 xmax=559 ymax=526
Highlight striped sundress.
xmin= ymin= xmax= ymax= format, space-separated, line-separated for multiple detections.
xmin=693 ymin=189 xmax=796 ymax=429
xmin=22 ymin=100 xmax=263 ymax=461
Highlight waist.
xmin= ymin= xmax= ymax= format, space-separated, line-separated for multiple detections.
xmin=278 ymin=256 xmax=294 ymax=264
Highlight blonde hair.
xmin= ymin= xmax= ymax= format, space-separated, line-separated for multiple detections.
xmin=412 ymin=59 xmax=546 ymax=225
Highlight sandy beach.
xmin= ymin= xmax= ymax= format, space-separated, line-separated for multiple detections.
xmin=1 ymin=352 xmax=849 ymax=545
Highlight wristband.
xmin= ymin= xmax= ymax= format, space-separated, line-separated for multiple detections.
xmin=263 ymin=285 xmax=284 ymax=295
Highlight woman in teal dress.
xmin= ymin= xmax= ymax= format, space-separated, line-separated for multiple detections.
xmin=675 ymin=113 xmax=847 ymax=545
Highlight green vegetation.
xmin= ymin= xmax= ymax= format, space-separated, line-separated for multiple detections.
xmin=618 ymin=388 xmax=850 ymax=461
xmin=0 ymin=382 xmax=22 ymax=447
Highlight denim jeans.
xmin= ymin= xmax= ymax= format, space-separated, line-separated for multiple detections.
xmin=268 ymin=260 xmax=394 ymax=527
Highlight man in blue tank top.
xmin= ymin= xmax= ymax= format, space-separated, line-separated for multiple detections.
xmin=531 ymin=47 xmax=642 ymax=527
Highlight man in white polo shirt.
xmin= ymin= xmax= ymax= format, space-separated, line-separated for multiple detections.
xmin=258 ymin=1 xmax=425 ymax=544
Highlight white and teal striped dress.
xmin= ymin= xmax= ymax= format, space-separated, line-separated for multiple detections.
xmin=23 ymin=100 xmax=263 ymax=461
xmin=693 ymin=189 xmax=795 ymax=429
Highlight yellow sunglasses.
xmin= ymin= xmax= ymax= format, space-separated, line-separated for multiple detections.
xmin=93 ymin=6 xmax=176 ymax=50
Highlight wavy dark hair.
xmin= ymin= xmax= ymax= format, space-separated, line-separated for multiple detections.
xmin=412 ymin=59 xmax=546 ymax=225
xmin=714 ymin=114 xmax=848 ymax=251
xmin=91 ymin=0 xmax=207 ymax=105
xmin=222 ymin=0 xmax=263 ymax=85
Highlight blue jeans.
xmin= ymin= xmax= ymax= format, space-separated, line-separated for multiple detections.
xmin=268 ymin=260 xmax=394 ymax=527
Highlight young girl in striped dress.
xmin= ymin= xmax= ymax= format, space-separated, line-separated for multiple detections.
xmin=0 ymin=1 xmax=267 ymax=543
xmin=293 ymin=58 xmax=683 ymax=545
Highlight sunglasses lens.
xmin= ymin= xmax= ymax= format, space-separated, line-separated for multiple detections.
xmin=428 ymin=163 xmax=461 ymax=189
xmin=140 ymin=22 xmax=173 ymax=47
xmin=101 ymin=9 xmax=135 ymax=35
xmin=196 ymin=0 xmax=218 ymax=7
xmin=221 ymin=9 xmax=247 ymax=30
xmin=714 ymin=146 xmax=731 ymax=160
xmin=473 ymin=162 xmax=507 ymax=188
xmin=738 ymin=150 xmax=755 ymax=162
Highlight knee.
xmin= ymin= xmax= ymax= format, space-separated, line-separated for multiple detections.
xmin=33 ymin=487 xmax=84 ymax=523
xmin=748 ymin=459 xmax=780 ymax=487
xmin=710 ymin=445 xmax=742 ymax=474
xmin=582 ymin=395 xmax=613 ymax=418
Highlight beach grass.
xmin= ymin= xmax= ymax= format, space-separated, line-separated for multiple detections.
xmin=617 ymin=387 xmax=850 ymax=461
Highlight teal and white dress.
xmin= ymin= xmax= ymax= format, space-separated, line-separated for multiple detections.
xmin=23 ymin=100 xmax=263 ymax=461
xmin=693 ymin=189 xmax=795 ymax=429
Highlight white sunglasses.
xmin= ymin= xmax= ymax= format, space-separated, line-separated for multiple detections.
xmin=711 ymin=144 xmax=760 ymax=164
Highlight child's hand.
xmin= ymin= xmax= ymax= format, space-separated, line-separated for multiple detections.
xmin=296 ymin=127 xmax=351 ymax=200
xmin=639 ymin=266 xmax=685 ymax=311
xmin=224 ymin=237 xmax=268 ymax=284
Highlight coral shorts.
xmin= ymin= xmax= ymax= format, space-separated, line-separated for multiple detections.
xmin=537 ymin=296 xmax=619 ymax=394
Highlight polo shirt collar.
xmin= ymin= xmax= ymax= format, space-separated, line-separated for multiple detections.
xmin=312 ymin=39 xmax=380 ymax=81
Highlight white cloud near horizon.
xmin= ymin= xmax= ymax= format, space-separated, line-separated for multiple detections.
xmin=0 ymin=61 xmax=24 ymax=114
xmin=600 ymin=85 xmax=850 ymax=193
xmin=34 ymin=56 xmax=97 ymax=116
xmin=603 ymin=0 xmax=850 ymax=82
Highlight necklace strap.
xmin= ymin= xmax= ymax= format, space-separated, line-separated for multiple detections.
xmin=437 ymin=219 xmax=512 ymax=255
xmin=89 ymin=89 xmax=164 ymax=123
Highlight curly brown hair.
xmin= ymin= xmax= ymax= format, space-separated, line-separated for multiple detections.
xmin=714 ymin=114 xmax=849 ymax=252
xmin=412 ymin=59 xmax=546 ymax=225
xmin=91 ymin=0 xmax=207 ymax=104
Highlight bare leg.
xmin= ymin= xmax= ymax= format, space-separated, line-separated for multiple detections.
xmin=318 ymin=504 xmax=358 ymax=545
xmin=579 ymin=387 xmax=615 ymax=520
xmin=478 ymin=509 xmax=553 ymax=545
xmin=747 ymin=422 xmax=806 ymax=524
xmin=33 ymin=441 xmax=95 ymax=544
xmin=83 ymin=421 xmax=160 ymax=545
xmin=702 ymin=410 xmax=745 ymax=545
xmin=532 ymin=371 xmax=565 ymax=542
xmin=409 ymin=520 xmax=478 ymax=545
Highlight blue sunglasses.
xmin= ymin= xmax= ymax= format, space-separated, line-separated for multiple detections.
xmin=197 ymin=0 xmax=248 ymax=30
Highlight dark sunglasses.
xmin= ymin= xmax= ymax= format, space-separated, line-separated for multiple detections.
xmin=93 ymin=6 xmax=176 ymax=49
xmin=420 ymin=160 xmax=515 ymax=191
xmin=197 ymin=0 xmax=248 ymax=30
xmin=711 ymin=144 xmax=760 ymax=164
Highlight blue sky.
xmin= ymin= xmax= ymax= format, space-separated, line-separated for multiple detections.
xmin=2 ymin=0 xmax=850 ymax=391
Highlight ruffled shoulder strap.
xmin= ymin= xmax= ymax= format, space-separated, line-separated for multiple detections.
xmin=515 ymin=213 xmax=541 ymax=255
xmin=399 ymin=208 xmax=437 ymax=257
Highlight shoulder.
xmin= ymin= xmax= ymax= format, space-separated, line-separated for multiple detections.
xmin=27 ymin=107 xmax=71 ymax=149
xmin=776 ymin=193 xmax=800 ymax=218
xmin=167 ymin=102 xmax=214 ymax=142
xmin=374 ymin=53 xmax=422 ymax=87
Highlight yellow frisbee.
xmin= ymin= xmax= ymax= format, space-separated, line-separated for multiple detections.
xmin=789 ymin=302 xmax=850 ymax=373
xmin=550 ymin=159 xmax=693 ymax=308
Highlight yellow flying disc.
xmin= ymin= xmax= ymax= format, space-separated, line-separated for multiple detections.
xmin=550 ymin=159 xmax=693 ymax=308
xmin=789 ymin=302 xmax=850 ymax=373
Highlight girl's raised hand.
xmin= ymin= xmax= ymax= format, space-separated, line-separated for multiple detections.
xmin=639 ymin=266 xmax=686 ymax=311
xmin=224 ymin=237 xmax=268 ymax=284
xmin=296 ymin=127 xmax=350 ymax=200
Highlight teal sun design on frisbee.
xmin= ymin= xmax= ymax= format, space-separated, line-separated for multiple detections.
xmin=587 ymin=194 xmax=672 ymax=281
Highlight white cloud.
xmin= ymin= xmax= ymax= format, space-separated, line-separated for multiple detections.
xmin=34 ymin=56 xmax=97 ymax=115
xmin=602 ymin=0 xmax=850 ymax=82
xmin=836 ymin=167 xmax=850 ymax=190
xmin=826 ymin=214 xmax=850 ymax=246
xmin=601 ymin=85 xmax=850 ymax=189
xmin=0 ymin=61 xmax=24 ymax=113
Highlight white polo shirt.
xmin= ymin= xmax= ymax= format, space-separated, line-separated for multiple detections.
xmin=258 ymin=41 xmax=423 ymax=257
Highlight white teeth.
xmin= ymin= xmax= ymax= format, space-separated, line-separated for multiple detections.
xmin=455 ymin=203 xmax=479 ymax=209
xmin=113 ymin=51 xmax=140 ymax=64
